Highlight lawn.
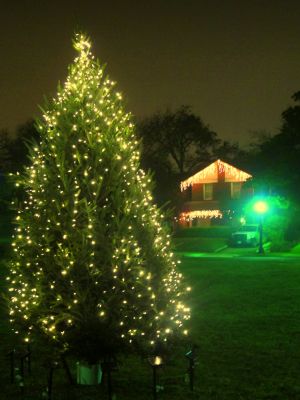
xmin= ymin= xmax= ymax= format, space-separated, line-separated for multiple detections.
xmin=182 ymin=257 xmax=300 ymax=399
xmin=1 ymin=252 xmax=300 ymax=399
xmin=173 ymin=226 xmax=232 ymax=253
xmin=173 ymin=237 xmax=226 ymax=253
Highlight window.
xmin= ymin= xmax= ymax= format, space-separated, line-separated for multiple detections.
xmin=203 ymin=183 xmax=213 ymax=200
xmin=231 ymin=182 xmax=241 ymax=199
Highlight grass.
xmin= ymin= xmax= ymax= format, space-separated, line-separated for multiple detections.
xmin=174 ymin=226 xmax=234 ymax=238
xmin=183 ymin=258 xmax=300 ymax=399
xmin=291 ymin=243 xmax=300 ymax=254
xmin=173 ymin=237 xmax=226 ymax=252
xmin=173 ymin=225 xmax=230 ymax=253
xmin=1 ymin=246 xmax=300 ymax=398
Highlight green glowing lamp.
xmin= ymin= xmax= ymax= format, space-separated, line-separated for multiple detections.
xmin=253 ymin=200 xmax=268 ymax=214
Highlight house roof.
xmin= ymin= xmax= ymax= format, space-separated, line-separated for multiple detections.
xmin=180 ymin=159 xmax=252 ymax=191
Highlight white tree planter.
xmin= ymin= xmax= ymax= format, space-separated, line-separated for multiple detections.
xmin=76 ymin=362 xmax=102 ymax=385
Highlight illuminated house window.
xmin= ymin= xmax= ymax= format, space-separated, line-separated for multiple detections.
xmin=231 ymin=182 xmax=241 ymax=199
xmin=203 ymin=183 xmax=213 ymax=200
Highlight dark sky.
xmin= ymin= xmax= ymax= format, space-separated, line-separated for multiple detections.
xmin=1 ymin=0 xmax=300 ymax=146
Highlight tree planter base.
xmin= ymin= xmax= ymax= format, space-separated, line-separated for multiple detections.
xmin=76 ymin=362 xmax=102 ymax=385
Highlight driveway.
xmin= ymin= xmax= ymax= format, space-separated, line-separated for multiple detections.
xmin=176 ymin=244 xmax=300 ymax=261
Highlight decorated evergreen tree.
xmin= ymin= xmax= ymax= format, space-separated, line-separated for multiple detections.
xmin=7 ymin=34 xmax=190 ymax=363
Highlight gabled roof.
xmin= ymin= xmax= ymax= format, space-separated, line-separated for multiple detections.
xmin=180 ymin=159 xmax=252 ymax=191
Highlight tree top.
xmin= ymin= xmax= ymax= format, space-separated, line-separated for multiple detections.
xmin=73 ymin=32 xmax=92 ymax=54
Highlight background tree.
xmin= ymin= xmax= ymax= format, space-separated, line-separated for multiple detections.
xmin=212 ymin=140 xmax=245 ymax=165
xmin=9 ymin=120 xmax=40 ymax=172
xmin=245 ymin=91 xmax=300 ymax=244
xmin=0 ymin=121 xmax=40 ymax=173
xmin=138 ymin=106 xmax=219 ymax=178
xmin=281 ymin=91 xmax=300 ymax=139
xmin=0 ymin=130 xmax=12 ymax=172
xmin=0 ymin=122 xmax=40 ymax=231
xmin=137 ymin=106 xmax=221 ymax=210
xmin=0 ymin=131 xmax=14 ymax=227
xmin=7 ymin=34 xmax=190 ymax=364
xmin=137 ymin=106 xmax=246 ymax=212
xmin=248 ymin=92 xmax=300 ymax=200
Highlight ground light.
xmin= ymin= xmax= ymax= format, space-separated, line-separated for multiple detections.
xmin=185 ymin=345 xmax=198 ymax=391
xmin=252 ymin=200 xmax=269 ymax=254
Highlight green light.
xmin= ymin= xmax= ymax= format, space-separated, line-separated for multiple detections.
xmin=253 ymin=200 xmax=268 ymax=214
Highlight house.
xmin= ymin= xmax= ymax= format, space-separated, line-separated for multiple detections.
xmin=179 ymin=159 xmax=252 ymax=226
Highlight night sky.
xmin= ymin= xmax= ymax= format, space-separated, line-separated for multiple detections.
xmin=1 ymin=0 xmax=300 ymax=146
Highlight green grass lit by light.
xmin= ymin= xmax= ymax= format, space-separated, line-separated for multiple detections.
xmin=182 ymin=257 xmax=300 ymax=399
xmin=177 ymin=252 xmax=208 ymax=258
xmin=173 ymin=237 xmax=226 ymax=253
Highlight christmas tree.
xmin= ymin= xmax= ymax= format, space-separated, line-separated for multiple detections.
xmin=7 ymin=34 xmax=190 ymax=363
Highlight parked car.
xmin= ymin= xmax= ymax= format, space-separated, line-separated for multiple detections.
xmin=230 ymin=225 xmax=259 ymax=247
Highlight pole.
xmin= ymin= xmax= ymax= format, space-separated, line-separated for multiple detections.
xmin=27 ymin=345 xmax=31 ymax=375
xmin=61 ymin=355 xmax=74 ymax=385
xmin=188 ymin=358 xmax=194 ymax=391
xmin=9 ymin=350 xmax=15 ymax=383
xmin=258 ymin=216 xmax=264 ymax=254
xmin=152 ymin=366 xmax=157 ymax=400
xmin=47 ymin=366 xmax=54 ymax=400
xmin=107 ymin=364 xmax=113 ymax=400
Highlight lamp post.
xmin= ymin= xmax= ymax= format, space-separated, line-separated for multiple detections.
xmin=253 ymin=200 xmax=268 ymax=254
xmin=148 ymin=356 xmax=163 ymax=400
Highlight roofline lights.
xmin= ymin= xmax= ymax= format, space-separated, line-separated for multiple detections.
xmin=180 ymin=159 xmax=252 ymax=191
xmin=179 ymin=210 xmax=223 ymax=220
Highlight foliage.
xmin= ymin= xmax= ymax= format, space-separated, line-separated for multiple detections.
xmin=137 ymin=106 xmax=219 ymax=178
xmin=267 ymin=227 xmax=291 ymax=251
xmin=0 ymin=173 xmax=14 ymax=215
xmin=248 ymin=91 xmax=300 ymax=201
xmin=10 ymin=120 xmax=40 ymax=172
xmin=0 ymin=120 xmax=40 ymax=174
xmin=6 ymin=34 xmax=190 ymax=364
xmin=0 ymin=131 xmax=12 ymax=172
xmin=137 ymin=106 xmax=220 ymax=210
xmin=137 ymin=107 xmax=244 ymax=212
xmin=211 ymin=139 xmax=246 ymax=165
xmin=245 ymin=91 xmax=300 ymax=245
xmin=244 ymin=195 xmax=293 ymax=251
xmin=264 ymin=212 xmax=291 ymax=252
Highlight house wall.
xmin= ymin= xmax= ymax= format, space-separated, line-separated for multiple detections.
xmin=191 ymin=183 xmax=203 ymax=200
xmin=179 ymin=160 xmax=253 ymax=228
xmin=214 ymin=181 xmax=228 ymax=201
xmin=191 ymin=182 xmax=233 ymax=201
